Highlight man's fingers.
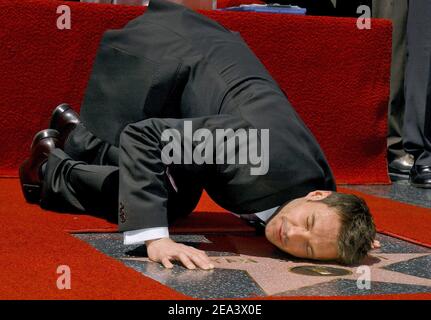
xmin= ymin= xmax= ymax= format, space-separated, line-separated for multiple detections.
xmin=371 ymin=240 xmax=381 ymax=249
xmin=193 ymin=250 xmax=214 ymax=269
xmin=188 ymin=253 xmax=213 ymax=270
xmin=185 ymin=247 xmax=214 ymax=270
xmin=161 ymin=257 xmax=174 ymax=269
xmin=160 ymin=252 xmax=214 ymax=270
xmin=189 ymin=247 xmax=209 ymax=259
xmin=178 ymin=253 xmax=196 ymax=270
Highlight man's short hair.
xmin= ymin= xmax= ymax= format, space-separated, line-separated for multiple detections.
xmin=318 ymin=192 xmax=376 ymax=265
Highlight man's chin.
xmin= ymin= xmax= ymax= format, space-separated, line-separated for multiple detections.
xmin=265 ymin=224 xmax=281 ymax=250
xmin=264 ymin=224 xmax=275 ymax=245
xmin=264 ymin=225 xmax=270 ymax=241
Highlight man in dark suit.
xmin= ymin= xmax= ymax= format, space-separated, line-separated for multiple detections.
xmin=372 ymin=0 xmax=413 ymax=181
xmin=403 ymin=0 xmax=431 ymax=188
xmin=20 ymin=0 xmax=377 ymax=270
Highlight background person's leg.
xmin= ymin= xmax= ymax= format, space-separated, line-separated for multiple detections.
xmin=65 ymin=123 xmax=119 ymax=166
xmin=334 ymin=0 xmax=372 ymax=17
xmin=40 ymin=148 xmax=119 ymax=222
xmin=404 ymin=0 xmax=431 ymax=170
xmin=372 ymin=0 xmax=412 ymax=178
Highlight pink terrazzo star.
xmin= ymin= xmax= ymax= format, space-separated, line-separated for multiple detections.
xmin=208 ymin=253 xmax=431 ymax=295
xmin=123 ymin=252 xmax=431 ymax=296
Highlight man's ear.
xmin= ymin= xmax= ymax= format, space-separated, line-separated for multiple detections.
xmin=305 ymin=190 xmax=332 ymax=201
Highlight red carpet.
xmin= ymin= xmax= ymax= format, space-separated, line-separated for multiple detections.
xmin=1 ymin=178 xmax=431 ymax=299
xmin=0 ymin=178 xmax=187 ymax=299
xmin=0 ymin=0 xmax=391 ymax=183
xmin=2 ymin=0 xmax=425 ymax=300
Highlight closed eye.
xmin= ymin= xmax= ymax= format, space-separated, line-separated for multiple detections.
xmin=307 ymin=213 xmax=316 ymax=258
xmin=307 ymin=213 xmax=315 ymax=231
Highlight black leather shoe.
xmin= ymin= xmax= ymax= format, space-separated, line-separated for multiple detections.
xmin=388 ymin=154 xmax=414 ymax=181
xmin=19 ymin=129 xmax=60 ymax=203
xmin=409 ymin=164 xmax=431 ymax=188
xmin=49 ymin=103 xmax=80 ymax=149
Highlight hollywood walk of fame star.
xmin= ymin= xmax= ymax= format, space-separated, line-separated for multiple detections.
xmin=122 ymin=252 xmax=431 ymax=296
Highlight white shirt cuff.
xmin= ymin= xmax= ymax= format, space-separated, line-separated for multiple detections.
xmin=123 ymin=227 xmax=169 ymax=245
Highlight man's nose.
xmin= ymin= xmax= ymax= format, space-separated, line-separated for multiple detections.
xmin=285 ymin=225 xmax=307 ymax=242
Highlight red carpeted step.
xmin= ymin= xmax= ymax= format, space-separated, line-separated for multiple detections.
xmin=0 ymin=0 xmax=391 ymax=184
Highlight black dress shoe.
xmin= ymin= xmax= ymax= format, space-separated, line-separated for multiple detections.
xmin=49 ymin=103 xmax=80 ymax=148
xmin=409 ymin=164 xmax=431 ymax=188
xmin=19 ymin=129 xmax=60 ymax=203
xmin=388 ymin=154 xmax=414 ymax=181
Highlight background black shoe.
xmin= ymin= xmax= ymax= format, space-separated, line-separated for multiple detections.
xmin=388 ymin=154 xmax=414 ymax=181
xmin=409 ymin=164 xmax=431 ymax=188
xmin=19 ymin=129 xmax=59 ymax=203
xmin=49 ymin=103 xmax=80 ymax=149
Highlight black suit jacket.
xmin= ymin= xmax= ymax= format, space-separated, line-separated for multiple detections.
xmin=80 ymin=0 xmax=336 ymax=231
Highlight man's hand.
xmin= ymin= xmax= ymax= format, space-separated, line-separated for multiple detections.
xmin=146 ymin=237 xmax=214 ymax=270
xmin=371 ymin=239 xmax=381 ymax=249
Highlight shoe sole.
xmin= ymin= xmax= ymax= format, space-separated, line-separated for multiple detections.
xmin=21 ymin=129 xmax=59 ymax=203
xmin=389 ymin=172 xmax=410 ymax=181
xmin=409 ymin=181 xmax=431 ymax=189
xmin=19 ymin=162 xmax=41 ymax=203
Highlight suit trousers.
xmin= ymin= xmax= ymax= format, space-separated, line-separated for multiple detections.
xmin=403 ymin=0 xmax=431 ymax=166
xmin=40 ymin=124 xmax=120 ymax=222
xmin=372 ymin=0 xmax=409 ymax=161
xmin=40 ymin=124 xmax=203 ymax=224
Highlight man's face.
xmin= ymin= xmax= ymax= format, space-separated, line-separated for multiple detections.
xmin=265 ymin=191 xmax=341 ymax=261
